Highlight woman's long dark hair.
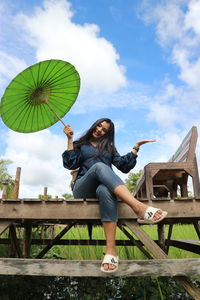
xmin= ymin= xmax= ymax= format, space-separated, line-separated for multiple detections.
xmin=74 ymin=118 xmax=115 ymax=154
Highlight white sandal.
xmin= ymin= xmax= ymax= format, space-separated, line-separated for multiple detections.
xmin=100 ymin=254 xmax=119 ymax=273
xmin=137 ymin=206 xmax=168 ymax=224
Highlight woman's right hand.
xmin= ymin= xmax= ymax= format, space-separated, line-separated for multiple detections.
xmin=64 ymin=125 xmax=74 ymax=138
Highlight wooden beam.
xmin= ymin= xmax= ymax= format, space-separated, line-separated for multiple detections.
xmin=166 ymin=224 xmax=173 ymax=254
xmin=23 ymin=223 xmax=32 ymax=258
xmin=157 ymin=223 xmax=166 ymax=251
xmin=117 ymin=224 xmax=153 ymax=259
xmin=0 ymin=221 xmax=11 ymax=236
xmin=123 ymin=221 xmax=167 ymax=258
xmin=168 ymin=239 xmax=200 ymax=255
xmin=1 ymin=237 xmax=199 ymax=254
xmin=0 ymin=258 xmax=199 ymax=277
xmin=193 ymin=221 xmax=200 ymax=239
xmin=0 ymin=201 xmax=199 ymax=220
xmin=9 ymin=225 xmax=23 ymax=258
xmin=36 ymin=222 xmax=75 ymax=258
xmin=0 ymin=238 xmax=144 ymax=246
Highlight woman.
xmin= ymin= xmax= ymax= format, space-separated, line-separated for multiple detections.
xmin=62 ymin=118 xmax=167 ymax=273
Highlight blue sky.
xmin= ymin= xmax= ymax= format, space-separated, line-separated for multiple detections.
xmin=0 ymin=0 xmax=200 ymax=198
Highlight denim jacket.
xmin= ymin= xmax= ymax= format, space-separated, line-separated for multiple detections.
xmin=62 ymin=142 xmax=137 ymax=181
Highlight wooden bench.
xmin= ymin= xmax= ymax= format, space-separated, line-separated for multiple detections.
xmin=134 ymin=126 xmax=200 ymax=200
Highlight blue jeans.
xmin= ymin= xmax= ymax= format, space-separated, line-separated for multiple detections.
xmin=73 ymin=162 xmax=125 ymax=222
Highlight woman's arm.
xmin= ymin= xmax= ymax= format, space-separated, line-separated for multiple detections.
xmin=63 ymin=125 xmax=74 ymax=150
xmin=131 ymin=139 xmax=156 ymax=154
xmin=62 ymin=125 xmax=83 ymax=170
xmin=112 ymin=139 xmax=157 ymax=173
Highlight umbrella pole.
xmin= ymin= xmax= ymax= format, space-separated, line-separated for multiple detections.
xmin=45 ymin=102 xmax=66 ymax=127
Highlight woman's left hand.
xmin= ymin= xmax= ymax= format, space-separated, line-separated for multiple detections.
xmin=135 ymin=139 xmax=157 ymax=147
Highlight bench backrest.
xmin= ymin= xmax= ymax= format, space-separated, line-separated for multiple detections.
xmin=168 ymin=126 xmax=198 ymax=163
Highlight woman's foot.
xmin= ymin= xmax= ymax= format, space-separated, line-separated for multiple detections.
xmin=101 ymin=253 xmax=119 ymax=273
xmin=138 ymin=206 xmax=168 ymax=224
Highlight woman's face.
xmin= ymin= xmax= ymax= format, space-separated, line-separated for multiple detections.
xmin=92 ymin=121 xmax=110 ymax=139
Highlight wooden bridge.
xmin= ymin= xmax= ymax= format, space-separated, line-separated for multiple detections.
xmin=0 ymin=126 xmax=200 ymax=299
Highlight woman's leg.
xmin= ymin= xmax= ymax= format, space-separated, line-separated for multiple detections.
xmin=113 ymin=185 xmax=162 ymax=220
xmin=73 ymin=165 xmax=120 ymax=271
xmin=102 ymin=222 xmax=117 ymax=271
xmin=96 ymin=184 xmax=118 ymax=271
xmin=74 ymin=162 xmax=163 ymax=221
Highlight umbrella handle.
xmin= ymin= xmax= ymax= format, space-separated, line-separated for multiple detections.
xmin=45 ymin=102 xmax=66 ymax=127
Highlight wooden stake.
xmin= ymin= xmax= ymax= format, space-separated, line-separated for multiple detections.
xmin=2 ymin=179 xmax=8 ymax=200
xmin=23 ymin=223 xmax=32 ymax=258
xmin=44 ymin=187 xmax=48 ymax=200
xmin=13 ymin=167 xmax=21 ymax=199
xmin=157 ymin=223 xmax=166 ymax=251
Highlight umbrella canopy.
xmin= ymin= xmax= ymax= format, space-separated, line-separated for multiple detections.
xmin=0 ymin=59 xmax=80 ymax=133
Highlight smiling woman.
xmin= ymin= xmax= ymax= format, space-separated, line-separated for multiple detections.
xmin=62 ymin=118 xmax=167 ymax=273
xmin=92 ymin=121 xmax=110 ymax=139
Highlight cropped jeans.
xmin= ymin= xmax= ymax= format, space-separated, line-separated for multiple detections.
xmin=73 ymin=162 xmax=125 ymax=222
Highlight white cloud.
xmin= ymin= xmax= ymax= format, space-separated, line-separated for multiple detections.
xmin=140 ymin=0 xmax=200 ymax=90
xmin=0 ymin=51 xmax=27 ymax=93
xmin=147 ymin=103 xmax=179 ymax=129
xmin=179 ymin=58 xmax=200 ymax=88
xmin=184 ymin=0 xmax=200 ymax=36
xmin=15 ymin=0 xmax=126 ymax=93
xmin=137 ymin=0 xmax=200 ymax=130
xmin=138 ymin=0 xmax=186 ymax=47
xmin=3 ymin=129 xmax=72 ymax=198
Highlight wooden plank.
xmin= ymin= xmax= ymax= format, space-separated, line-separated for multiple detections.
xmin=22 ymin=198 xmax=42 ymax=202
xmin=2 ymin=199 xmax=22 ymax=202
xmin=65 ymin=198 xmax=85 ymax=202
xmin=145 ymin=162 xmax=194 ymax=171
xmin=151 ymin=197 xmax=170 ymax=201
xmin=168 ymin=127 xmax=197 ymax=162
xmin=193 ymin=156 xmax=200 ymax=197
xmin=174 ymin=197 xmax=194 ymax=201
xmin=44 ymin=199 xmax=64 ymax=203
xmin=0 ymin=201 xmax=199 ymax=220
xmin=0 ymin=258 xmax=199 ymax=277
xmin=185 ymin=126 xmax=198 ymax=161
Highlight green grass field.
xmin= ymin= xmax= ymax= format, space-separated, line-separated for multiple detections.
xmin=40 ymin=224 xmax=200 ymax=260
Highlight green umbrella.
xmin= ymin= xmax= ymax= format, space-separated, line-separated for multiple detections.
xmin=0 ymin=59 xmax=80 ymax=133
